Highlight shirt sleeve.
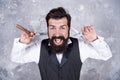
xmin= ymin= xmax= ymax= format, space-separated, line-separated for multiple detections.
xmin=11 ymin=38 xmax=41 ymax=64
xmin=79 ymin=36 xmax=112 ymax=63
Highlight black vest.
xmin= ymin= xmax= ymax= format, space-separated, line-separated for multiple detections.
xmin=38 ymin=37 xmax=82 ymax=80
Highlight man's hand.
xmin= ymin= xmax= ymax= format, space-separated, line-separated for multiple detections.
xmin=16 ymin=24 xmax=35 ymax=44
xmin=19 ymin=32 xmax=35 ymax=44
xmin=81 ymin=26 xmax=98 ymax=44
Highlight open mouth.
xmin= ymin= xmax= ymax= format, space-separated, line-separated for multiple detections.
xmin=53 ymin=38 xmax=63 ymax=46
xmin=50 ymin=36 xmax=68 ymax=53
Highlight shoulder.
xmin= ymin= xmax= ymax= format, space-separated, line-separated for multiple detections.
xmin=41 ymin=38 xmax=49 ymax=46
xmin=42 ymin=38 xmax=49 ymax=42
xmin=69 ymin=37 xmax=78 ymax=42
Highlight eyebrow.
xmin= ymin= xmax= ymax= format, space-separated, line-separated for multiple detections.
xmin=49 ymin=25 xmax=67 ymax=27
xmin=49 ymin=25 xmax=55 ymax=27
xmin=60 ymin=25 xmax=67 ymax=27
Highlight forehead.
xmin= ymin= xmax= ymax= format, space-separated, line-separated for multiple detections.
xmin=48 ymin=17 xmax=68 ymax=26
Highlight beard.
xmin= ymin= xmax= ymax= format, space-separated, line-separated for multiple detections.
xmin=49 ymin=36 xmax=68 ymax=54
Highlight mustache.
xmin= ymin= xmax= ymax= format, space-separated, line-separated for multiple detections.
xmin=51 ymin=36 xmax=65 ymax=40
xmin=49 ymin=36 xmax=68 ymax=53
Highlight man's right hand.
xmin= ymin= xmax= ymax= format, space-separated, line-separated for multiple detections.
xmin=19 ymin=32 xmax=35 ymax=44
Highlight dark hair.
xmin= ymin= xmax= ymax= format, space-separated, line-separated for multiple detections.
xmin=46 ymin=7 xmax=71 ymax=27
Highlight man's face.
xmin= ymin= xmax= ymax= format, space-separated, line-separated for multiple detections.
xmin=48 ymin=17 xmax=69 ymax=46
xmin=48 ymin=17 xmax=69 ymax=53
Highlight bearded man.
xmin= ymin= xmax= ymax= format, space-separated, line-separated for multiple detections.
xmin=11 ymin=7 xmax=112 ymax=80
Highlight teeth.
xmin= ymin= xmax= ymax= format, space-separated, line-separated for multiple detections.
xmin=55 ymin=39 xmax=61 ymax=43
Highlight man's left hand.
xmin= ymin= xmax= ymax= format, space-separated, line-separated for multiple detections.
xmin=81 ymin=26 xmax=98 ymax=44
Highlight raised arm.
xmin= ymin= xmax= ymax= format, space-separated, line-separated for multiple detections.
xmin=11 ymin=25 xmax=40 ymax=64
xmin=79 ymin=26 xmax=112 ymax=63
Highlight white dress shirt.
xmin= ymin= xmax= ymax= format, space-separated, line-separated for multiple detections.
xmin=11 ymin=36 xmax=112 ymax=64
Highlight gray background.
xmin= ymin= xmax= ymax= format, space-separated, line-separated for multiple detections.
xmin=0 ymin=0 xmax=120 ymax=80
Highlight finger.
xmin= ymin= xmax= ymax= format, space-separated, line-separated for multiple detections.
xmin=30 ymin=32 xmax=35 ymax=37
xmin=87 ymin=26 xmax=91 ymax=32
xmin=87 ymin=26 xmax=95 ymax=32
xmin=23 ymin=32 xmax=30 ymax=38
xmin=90 ymin=26 xmax=94 ymax=30
xmin=81 ymin=27 xmax=84 ymax=35
xmin=88 ymin=26 xmax=93 ymax=32
xmin=84 ymin=27 xmax=89 ymax=32
xmin=81 ymin=27 xmax=89 ymax=35
xmin=30 ymin=34 xmax=35 ymax=40
xmin=91 ymin=27 xmax=96 ymax=33
xmin=82 ymin=27 xmax=87 ymax=35
xmin=30 ymin=32 xmax=35 ymax=35
xmin=83 ymin=27 xmax=89 ymax=35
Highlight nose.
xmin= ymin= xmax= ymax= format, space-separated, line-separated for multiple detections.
xmin=54 ymin=29 xmax=61 ymax=37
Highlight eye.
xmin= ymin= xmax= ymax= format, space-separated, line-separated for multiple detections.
xmin=50 ymin=27 xmax=54 ymax=29
xmin=60 ymin=25 xmax=66 ymax=29
xmin=49 ymin=26 xmax=55 ymax=30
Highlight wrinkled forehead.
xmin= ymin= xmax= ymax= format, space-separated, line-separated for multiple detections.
xmin=48 ymin=17 xmax=68 ymax=26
